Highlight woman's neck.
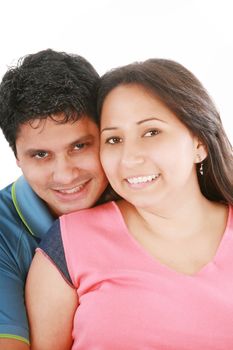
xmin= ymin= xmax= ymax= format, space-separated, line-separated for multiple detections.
xmin=117 ymin=198 xmax=228 ymax=275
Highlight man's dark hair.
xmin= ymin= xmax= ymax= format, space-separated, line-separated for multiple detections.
xmin=0 ymin=49 xmax=99 ymax=155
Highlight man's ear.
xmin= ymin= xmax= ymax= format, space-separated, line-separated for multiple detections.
xmin=16 ymin=158 xmax=21 ymax=168
xmin=194 ymin=137 xmax=208 ymax=163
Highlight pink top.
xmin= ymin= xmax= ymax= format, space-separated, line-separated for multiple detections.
xmin=59 ymin=202 xmax=233 ymax=349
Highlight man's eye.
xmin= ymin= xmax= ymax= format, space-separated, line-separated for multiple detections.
xmin=144 ymin=129 xmax=160 ymax=137
xmin=105 ymin=137 xmax=122 ymax=145
xmin=74 ymin=143 xmax=86 ymax=150
xmin=34 ymin=151 xmax=48 ymax=159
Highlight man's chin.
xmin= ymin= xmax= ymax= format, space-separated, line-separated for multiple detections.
xmin=49 ymin=198 xmax=96 ymax=217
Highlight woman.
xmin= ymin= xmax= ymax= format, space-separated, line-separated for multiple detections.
xmin=26 ymin=59 xmax=233 ymax=350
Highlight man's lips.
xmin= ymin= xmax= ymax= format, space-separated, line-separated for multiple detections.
xmin=55 ymin=184 xmax=85 ymax=194
xmin=52 ymin=179 xmax=91 ymax=195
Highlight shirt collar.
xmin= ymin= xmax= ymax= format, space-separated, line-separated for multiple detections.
xmin=11 ymin=176 xmax=54 ymax=240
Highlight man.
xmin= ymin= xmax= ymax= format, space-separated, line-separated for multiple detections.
xmin=0 ymin=49 xmax=108 ymax=349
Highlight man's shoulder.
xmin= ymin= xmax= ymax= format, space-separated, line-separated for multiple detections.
xmin=0 ymin=181 xmax=14 ymax=198
xmin=0 ymin=182 xmax=20 ymax=224
xmin=0 ymin=176 xmax=54 ymax=241
xmin=0 ymin=181 xmax=37 ymax=255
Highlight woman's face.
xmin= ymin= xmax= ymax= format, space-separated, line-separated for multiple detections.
xmin=100 ymin=84 xmax=206 ymax=210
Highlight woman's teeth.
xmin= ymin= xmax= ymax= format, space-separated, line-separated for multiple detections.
xmin=127 ymin=174 xmax=159 ymax=184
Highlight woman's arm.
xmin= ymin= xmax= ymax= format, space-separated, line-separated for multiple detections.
xmin=25 ymin=251 xmax=78 ymax=350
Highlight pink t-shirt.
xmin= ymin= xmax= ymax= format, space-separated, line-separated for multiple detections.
xmin=59 ymin=202 xmax=233 ymax=349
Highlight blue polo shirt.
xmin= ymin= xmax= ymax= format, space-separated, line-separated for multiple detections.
xmin=0 ymin=176 xmax=54 ymax=344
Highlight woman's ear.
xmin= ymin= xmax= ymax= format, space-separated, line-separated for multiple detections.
xmin=194 ymin=137 xmax=208 ymax=164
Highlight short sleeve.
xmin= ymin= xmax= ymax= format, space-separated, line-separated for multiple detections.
xmin=0 ymin=230 xmax=30 ymax=344
xmin=39 ymin=219 xmax=73 ymax=285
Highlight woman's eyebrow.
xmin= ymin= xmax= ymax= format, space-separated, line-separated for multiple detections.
xmin=137 ymin=117 xmax=167 ymax=125
xmin=101 ymin=126 xmax=118 ymax=133
xmin=101 ymin=117 xmax=167 ymax=133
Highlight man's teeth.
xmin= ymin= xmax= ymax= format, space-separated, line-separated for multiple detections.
xmin=58 ymin=184 xmax=84 ymax=194
xmin=127 ymin=174 xmax=159 ymax=184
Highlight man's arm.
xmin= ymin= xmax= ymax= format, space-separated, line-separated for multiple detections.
xmin=0 ymin=339 xmax=29 ymax=350
xmin=0 ymin=274 xmax=29 ymax=349
xmin=0 ymin=230 xmax=31 ymax=349
xmin=26 ymin=251 xmax=78 ymax=350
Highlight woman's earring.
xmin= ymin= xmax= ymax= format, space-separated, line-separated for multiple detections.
xmin=197 ymin=154 xmax=204 ymax=176
xmin=199 ymin=162 xmax=204 ymax=176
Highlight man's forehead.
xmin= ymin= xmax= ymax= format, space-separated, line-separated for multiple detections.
xmin=16 ymin=114 xmax=99 ymax=150
xmin=18 ymin=114 xmax=96 ymax=133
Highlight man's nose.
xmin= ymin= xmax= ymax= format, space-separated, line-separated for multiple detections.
xmin=52 ymin=156 xmax=79 ymax=185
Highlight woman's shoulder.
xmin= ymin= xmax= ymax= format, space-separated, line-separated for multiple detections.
xmin=60 ymin=201 xmax=118 ymax=225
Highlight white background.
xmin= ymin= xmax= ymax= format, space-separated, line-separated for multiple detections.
xmin=0 ymin=0 xmax=232 ymax=189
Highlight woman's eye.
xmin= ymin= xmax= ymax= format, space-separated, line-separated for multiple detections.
xmin=105 ymin=137 xmax=122 ymax=145
xmin=34 ymin=151 xmax=48 ymax=159
xmin=144 ymin=129 xmax=160 ymax=137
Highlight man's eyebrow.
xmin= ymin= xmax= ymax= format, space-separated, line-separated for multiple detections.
xmin=70 ymin=135 xmax=94 ymax=146
xmin=101 ymin=117 xmax=167 ymax=133
xmin=24 ymin=148 xmax=48 ymax=156
xmin=24 ymin=135 xmax=95 ymax=155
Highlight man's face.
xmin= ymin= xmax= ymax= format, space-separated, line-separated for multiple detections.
xmin=16 ymin=115 xmax=108 ymax=216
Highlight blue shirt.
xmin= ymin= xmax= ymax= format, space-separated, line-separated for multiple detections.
xmin=0 ymin=176 xmax=54 ymax=344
